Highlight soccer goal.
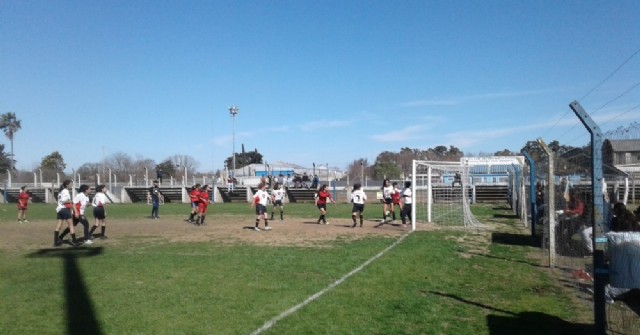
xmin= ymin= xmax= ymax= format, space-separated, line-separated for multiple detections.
xmin=411 ymin=160 xmax=483 ymax=229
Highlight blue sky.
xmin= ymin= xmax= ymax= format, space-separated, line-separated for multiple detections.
xmin=1 ymin=0 xmax=639 ymax=173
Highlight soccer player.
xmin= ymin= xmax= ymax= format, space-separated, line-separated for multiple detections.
xmin=187 ymin=183 xmax=201 ymax=223
xmin=89 ymin=184 xmax=109 ymax=239
xmin=350 ymin=183 xmax=367 ymax=228
xmin=53 ymin=180 xmax=78 ymax=247
xmin=270 ymin=183 xmax=286 ymax=220
xmin=60 ymin=184 xmax=93 ymax=244
xmin=197 ymin=184 xmax=212 ymax=226
xmin=380 ymin=179 xmax=394 ymax=223
xmin=17 ymin=185 xmax=31 ymax=223
xmin=400 ymin=181 xmax=413 ymax=227
xmin=315 ymin=184 xmax=335 ymax=225
xmin=251 ymin=183 xmax=271 ymax=231
xmin=390 ymin=182 xmax=402 ymax=222
xmin=148 ymin=180 xmax=163 ymax=219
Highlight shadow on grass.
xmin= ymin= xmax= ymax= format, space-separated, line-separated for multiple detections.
xmin=493 ymin=213 xmax=520 ymax=219
xmin=426 ymin=291 xmax=591 ymax=335
xmin=491 ymin=232 xmax=541 ymax=248
xmin=27 ymin=247 xmax=104 ymax=335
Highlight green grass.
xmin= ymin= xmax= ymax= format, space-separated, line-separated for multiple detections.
xmin=0 ymin=202 xmax=592 ymax=334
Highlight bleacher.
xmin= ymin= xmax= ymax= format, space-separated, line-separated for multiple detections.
xmin=218 ymin=187 xmax=248 ymax=203
xmin=286 ymin=187 xmax=316 ymax=203
xmin=2 ymin=188 xmax=48 ymax=203
xmin=475 ymin=185 xmax=509 ymax=202
xmin=125 ymin=187 xmax=183 ymax=203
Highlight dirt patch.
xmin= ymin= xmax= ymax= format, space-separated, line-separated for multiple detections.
xmin=0 ymin=216 xmax=433 ymax=252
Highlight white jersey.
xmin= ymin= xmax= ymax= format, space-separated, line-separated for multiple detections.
xmin=92 ymin=192 xmax=108 ymax=207
xmin=253 ymin=189 xmax=270 ymax=206
xmin=271 ymin=188 xmax=286 ymax=201
xmin=56 ymin=188 xmax=71 ymax=213
xmin=382 ymin=186 xmax=394 ymax=199
xmin=73 ymin=193 xmax=90 ymax=215
xmin=402 ymin=188 xmax=413 ymax=205
xmin=351 ymin=189 xmax=367 ymax=205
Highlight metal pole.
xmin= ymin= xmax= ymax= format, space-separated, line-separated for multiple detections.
xmin=523 ymin=152 xmax=537 ymax=237
xmin=229 ymin=106 xmax=239 ymax=178
xmin=570 ymin=101 xmax=606 ymax=335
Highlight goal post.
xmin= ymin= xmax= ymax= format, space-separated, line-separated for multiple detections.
xmin=411 ymin=160 xmax=483 ymax=229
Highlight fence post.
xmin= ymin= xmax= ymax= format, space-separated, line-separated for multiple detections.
xmin=523 ymin=152 xmax=537 ymax=237
xmin=569 ymin=101 xmax=606 ymax=335
xmin=538 ymin=138 xmax=556 ymax=267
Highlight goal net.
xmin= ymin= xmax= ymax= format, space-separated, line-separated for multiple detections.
xmin=411 ymin=160 xmax=483 ymax=229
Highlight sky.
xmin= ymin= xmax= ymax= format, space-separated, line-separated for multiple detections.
xmin=1 ymin=0 xmax=639 ymax=174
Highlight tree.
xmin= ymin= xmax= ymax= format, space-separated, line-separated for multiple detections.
xmin=224 ymin=148 xmax=263 ymax=170
xmin=494 ymin=149 xmax=517 ymax=156
xmin=156 ymin=159 xmax=176 ymax=179
xmin=346 ymin=158 xmax=370 ymax=183
xmin=77 ymin=163 xmax=102 ymax=183
xmin=0 ymin=144 xmax=11 ymax=171
xmin=40 ymin=151 xmax=66 ymax=181
xmin=0 ymin=112 xmax=21 ymax=169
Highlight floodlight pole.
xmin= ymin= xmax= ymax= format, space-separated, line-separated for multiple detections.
xmin=229 ymin=106 xmax=239 ymax=177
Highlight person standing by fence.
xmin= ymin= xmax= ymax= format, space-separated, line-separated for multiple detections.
xmin=17 ymin=185 xmax=31 ymax=223
xmin=400 ymin=181 xmax=413 ymax=227
xmin=148 ymin=180 xmax=163 ymax=219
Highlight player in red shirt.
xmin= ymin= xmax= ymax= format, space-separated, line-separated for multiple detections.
xmin=17 ymin=185 xmax=31 ymax=223
xmin=390 ymin=182 xmax=402 ymax=222
xmin=315 ymin=184 xmax=335 ymax=225
xmin=197 ymin=184 xmax=212 ymax=226
xmin=187 ymin=184 xmax=201 ymax=223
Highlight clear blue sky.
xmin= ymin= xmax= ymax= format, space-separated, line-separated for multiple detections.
xmin=1 ymin=0 xmax=639 ymax=173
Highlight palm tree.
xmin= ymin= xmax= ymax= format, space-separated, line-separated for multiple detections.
xmin=0 ymin=112 xmax=22 ymax=170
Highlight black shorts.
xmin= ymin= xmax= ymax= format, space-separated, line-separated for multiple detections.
xmin=317 ymin=204 xmax=327 ymax=211
xmin=352 ymin=203 xmax=365 ymax=214
xmin=273 ymin=200 xmax=283 ymax=206
xmin=57 ymin=208 xmax=72 ymax=220
xmin=384 ymin=198 xmax=393 ymax=205
xmin=255 ymin=204 xmax=267 ymax=215
xmin=93 ymin=207 xmax=106 ymax=220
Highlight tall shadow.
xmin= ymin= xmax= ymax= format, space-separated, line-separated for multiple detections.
xmin=28 ymin=247 xmax=105 ymax=335
xmin=426 ymin=291 xmax=591 ymax=335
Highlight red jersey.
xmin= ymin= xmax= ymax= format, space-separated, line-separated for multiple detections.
xmin=198 ymin=191 xmax=210 ymax=212
xmin=190 ymin=189 xmax=201 ymax=204
xmin=316 ymin=190 xmax=332 ymax=205
xmin=391 ymin=188 xmax=401 ymax=204
xmin=17 ymin=192 xmax=30 ymax=209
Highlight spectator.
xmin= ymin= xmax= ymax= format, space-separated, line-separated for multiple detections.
xmin=302 ymin=172 xmax=310 ymax=188
xmin=611 ymin=203 xmax=640 ymax=232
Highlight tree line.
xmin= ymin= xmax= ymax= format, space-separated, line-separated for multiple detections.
xmin=2 ymin=111 xmax=634 ymax=184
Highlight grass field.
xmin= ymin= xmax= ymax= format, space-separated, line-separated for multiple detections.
xmin=0 ymin=202 xmax=593 ymax=334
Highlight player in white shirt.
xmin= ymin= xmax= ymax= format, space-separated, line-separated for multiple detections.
xmin=251 ymin=183 xmax=271 ymax=231
xmin=60 ymin=184 xmax=93 ymax=244
xmin=400 ymin=181 xmax=413 ymax=227
xmin=350 ymin=183 xmax=367 ymax=228
xmin=53 ymin=180 xmax=78 ymax=246
xmin=270 ymin=183 xmax=287 ymax=221
xmin=380 ymin=179 xmax=394 ymax=223
xmin=89 ymin=184 xmax=109 ymax=239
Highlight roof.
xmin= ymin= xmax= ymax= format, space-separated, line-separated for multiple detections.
xmin=607 ymin=139 xmax=640 ymax=152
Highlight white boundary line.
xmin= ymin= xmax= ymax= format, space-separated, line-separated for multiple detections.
xmin=249 ymin=230 xmax=414 ymax=335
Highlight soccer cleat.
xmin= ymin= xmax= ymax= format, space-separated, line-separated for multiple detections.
xmin=54 ymin=239 xmax=63 ymax=247
xmin=84 ymin=239 xmax=94 ymax=245
xmin=264 ymin=226 xmax=272 ymax=231
xmin=22 ymin=219 xmax=29 ymax=223
xmin=324 ymin=221 xmax=330 ymax=225
xmin=351 ymin=223 xmax=356 ymax=228
xmin=254 ymin=227 xmax=261 ymax=231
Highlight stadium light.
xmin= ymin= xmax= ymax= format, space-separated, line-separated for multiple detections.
xmin=228 ymin=106 xmax=239 ymax=176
